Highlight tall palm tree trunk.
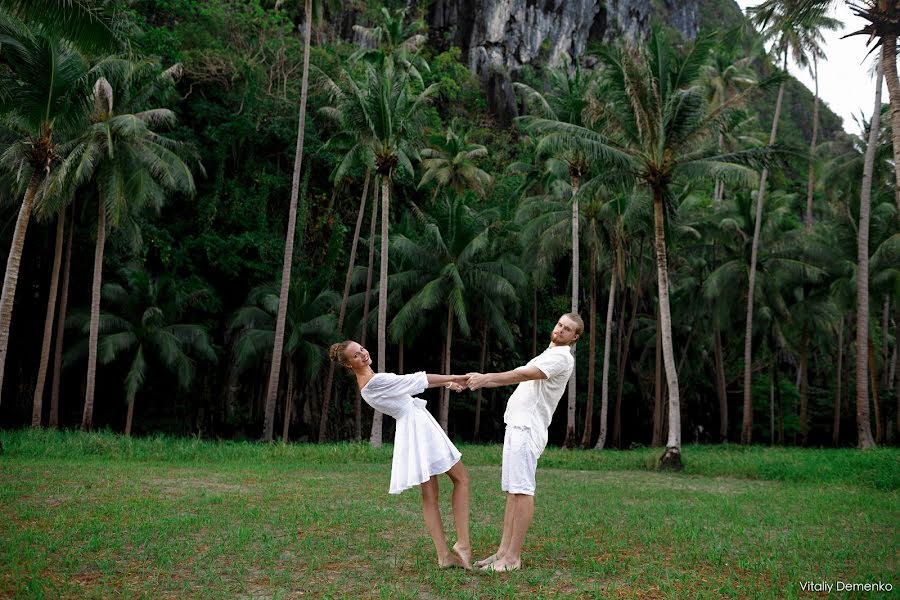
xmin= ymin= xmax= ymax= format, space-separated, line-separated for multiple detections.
xmin=32 ymin=208 xmax=66 ymax=426
xmin=805 ymin=54 xmax=820 ymax=229
xmin=474 ymin=322 xmax=487 ymax=441
xmin=564 ymin=176 xmax=580 ymax=448
xmin=881 ymin=298 xmax=889 ymax=389
xmin=50 ymin=212 xmax=74 ymax=428
xmin=742 ymin=51 xmax=787 ymax=445
xmin=856 ymin=58 xmax=882 ymax=450
xmin=596 ymin=266 xmax=617 ymax=450
xmin=715 ymin=327 xmax=728 ymax=442
xmin=283 ymin=363 xmax=295 ymax=443
xmin=358 ymin=177 xmax=379 ymax=441
xmin=82 ymin=202 xmax=107 ymax=430
xmin=652 ymin=306 xmax=663 ymax=447
xmin=769 ymin=366 xmax=776 ymax=445
xmin=832 ymin=315 xmax=844 ymax=445
xmin=798 ymin=324 xmax=810 ymax=446
xmin=318 ymin=169 xmax=371 ymax=442
xmin=653 ymin=192 xmax=681 ymax=469
xmin=868 ymin=338 xmax=883 ymax=444
xmin=371 ymin=172 xmax=391 ymax=447
xmin=581 ymin=252 xmax=597 ymax=448
xmin=611 ymin=238 xmax=643 ymax=449
xmin=439 ymin=303 xmax=453 ymax=432
xmin=881 ymin=36 xmax=900 ymax=211
xmin=262 ymin=0 xmax=313 ymax=441
xmin=0 ymin=171 xmax=41 ymax=405
xmin=124 ymin=389 xmax=136 ymax=437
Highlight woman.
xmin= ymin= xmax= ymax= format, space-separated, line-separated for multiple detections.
xmin=329 ymin=340 xmax=472 ymax=569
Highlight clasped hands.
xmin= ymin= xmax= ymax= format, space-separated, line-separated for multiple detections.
xmin=444 ymin=373 xmax=490 ymax=392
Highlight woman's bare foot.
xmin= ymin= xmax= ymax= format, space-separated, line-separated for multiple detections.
xmin=452 ymin=543 xmax=472 ymax=570
xmin=474 ymin=553 xmax=501 ymax=568
xmin=481 ymin=558 xmax=521 ymax=572
xmin=438 ymin=551 xmax=465 ymax=569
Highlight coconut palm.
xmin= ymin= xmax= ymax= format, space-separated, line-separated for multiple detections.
xmin=419 ymin=126 xmax=492 ymax=202
xmin=52 ymin=71 xmax=197 ymax=430
xmin=350 ymin=6 xmax=428 ymax=82
xmin=69 ymin=268 xmax=216 ymax=436
xmin=525 ymin=27 xmax=770 ymax=467
xmin=261 ymin=0 xmax=315 ymax=442
xmin=0 ymin=16 xmax=94 ymax=405
xmin=333 ymin=58 xmax=436 ymax=446
xmin=390 ymin=199 xmax=525 ymax=432
xmin=230 ymin=281 xmax=337 ymax=442
xmin=516 ymin=62 xmax=598 ymax=448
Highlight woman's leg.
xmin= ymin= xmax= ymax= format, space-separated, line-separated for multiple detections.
xmin=445 ymin=461 xmax=471 ymax=569
xmin=420 ymin=476 xmax=459 ymax=567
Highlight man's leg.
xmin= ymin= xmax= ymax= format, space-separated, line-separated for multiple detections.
xmin=420 ymin=476 xmax=460 ymax=568
xmin=489 ymin=493 xmax=534 ymax=570
xmin=475 ymin=428 xmax=516 ymax=568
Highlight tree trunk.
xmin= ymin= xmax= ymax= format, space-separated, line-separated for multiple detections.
xmin=805 ymin=54 xmax=819 ymax=229
xmin=611 ymin=237 xmax=643 ymax=449
xmin=596 ymin=263 xmax=617 ymax=449
xmin=714 ymin=327 xmax=728 ymax=442
xmin=371 ymin=172 xmax=392 ymax=447
xmin=743 ymin=52 xmax=787 ymax=445
xmin=581 ymin=252 xmax=598 ymax=448
xmin=50 ymin=210 xmax=74 ymax=429
xmin=439 ymin=303 xmax=453 ymax=432
xmin=868 ymin=338 xmax=883 ymax=444
xmin=881 ymin=298 xmax=890 ymax=389
xmin=881 ymin=36 xmax=900 ymax=211
xmin=358 ymin=176 xmax=379 ymax=441
xmin=32 ymin=208 xmax=66 ymax=427
xmin=0 ymin=171 xmax=41 ymax=405
xmin=798 ymin=324 xmax=810 ymax=446
xmin=856 ymin=57 xmax=882 ymax=450
xmin=653 ymin=192 xmax=682 ymax=469
xmin=263 ymin=0 xmax=313 ymax=442
xmin=124 ymin=389 xmax=135 ymax=437
xmin=82 ymin=201 xmax=107 ymax=431
xmin=769 ymin=366 xmax=775 ymax=446
xmin=319 ymin=169 xmax=371 ymax=442
xmin=563 ymin=175 xmax=580 ymax=448
xmin=609 ymin=288 xmax=625 ymax=449
xmin=833 ymin=316 xmax=843 ymax=446
xmin=283 ymin=362 xmax=295 ymax=443
xmin=652 ymin=307 xmax=663 ymax=447
xmin=474 ymin=322 xmax=487 ymax=441
xmin=532 ymin=286 xmax=538 ymax=357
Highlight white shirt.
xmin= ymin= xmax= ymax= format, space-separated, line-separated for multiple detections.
xmin=503 ymin=345 xmax=575 ymax=453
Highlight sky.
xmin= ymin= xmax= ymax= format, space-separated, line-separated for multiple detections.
xmin=734 ymin=0 xmax=877 ymax=135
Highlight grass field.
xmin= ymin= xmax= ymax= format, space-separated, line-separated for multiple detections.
xmin=1 ymin=430 xmax=898 ymax=599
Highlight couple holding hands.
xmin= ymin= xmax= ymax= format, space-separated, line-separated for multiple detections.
xmin=328 ymin=313 xmax=583 ymax=572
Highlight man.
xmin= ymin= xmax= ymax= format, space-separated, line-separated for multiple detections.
xmin=466 ymin=312 xmax=582 ymax=571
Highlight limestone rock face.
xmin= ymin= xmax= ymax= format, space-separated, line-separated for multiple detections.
xmin=424 ymin=0 xmax=704 ymax=123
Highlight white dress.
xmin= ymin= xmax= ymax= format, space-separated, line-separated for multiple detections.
xmin=361 ymin=372 xmax=462 ymax=494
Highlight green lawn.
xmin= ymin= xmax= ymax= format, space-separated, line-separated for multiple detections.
xmin=1 ymin=430 xmax=897 ymax=599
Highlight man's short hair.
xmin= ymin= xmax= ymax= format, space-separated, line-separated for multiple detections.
xmin=562 ymin=312 xmax=584 ymax=343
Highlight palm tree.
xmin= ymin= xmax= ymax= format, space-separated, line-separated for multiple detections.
xmin=847 ymin=1 xmax=900 ymax=210
xmin=53 ymin=72 xmax=197 ymax=430
xmin=76 ymin=268 xmax=216 ymax=436
xmin=350 ymin=6 xmax=428 ymax=81
xmin=516 ymin=62 xmax=597 ymax=448
xmin=231 ymin=281 xmax=337 ymax=442
xmin=390 ymin=200 xmax=525 ymax=431
xmin=0 ymin=16 xmax=92 ymax=405
xmin=333 ymin=58 xmax=436 ymax=446
xmin=418 ymin=126 xmax=492 ymax=202
xmin=526 ymin=28 xmax=769 ymax=468
xmin=262 ymin=0 xmax=314 ymax=442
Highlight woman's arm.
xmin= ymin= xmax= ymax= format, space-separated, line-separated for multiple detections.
xmin=425 ymin=373 xmax=470 ymax=390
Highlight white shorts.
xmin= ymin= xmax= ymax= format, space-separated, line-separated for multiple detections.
xmin=501 ymin=425 xmax=539 ymax=496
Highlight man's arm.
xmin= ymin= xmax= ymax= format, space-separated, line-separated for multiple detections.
xmin=467 ymin=366 xmax=546 ymax=390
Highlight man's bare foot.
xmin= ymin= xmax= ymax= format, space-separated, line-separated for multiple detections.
xmin=481 ymin=559 xmax=521 ymax=572
xmin=474 ymin=553 xmax=501 ymax=568
xmin=452 ymin=543 xmax=472 ymax=570
xmin=438 ymin=552 xmax=464 ymax=569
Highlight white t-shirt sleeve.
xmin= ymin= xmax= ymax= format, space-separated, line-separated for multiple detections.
xmin=364 ymin=372 xmax=428 ymax=398
xmin=532 ymin=352 xmax=572 ymax=380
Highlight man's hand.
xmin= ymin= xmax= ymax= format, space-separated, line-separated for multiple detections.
xmin=466 ymin=372 xmax=489 ymax=391
xmin=446 ymin=374 xmax=470 ymax=393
